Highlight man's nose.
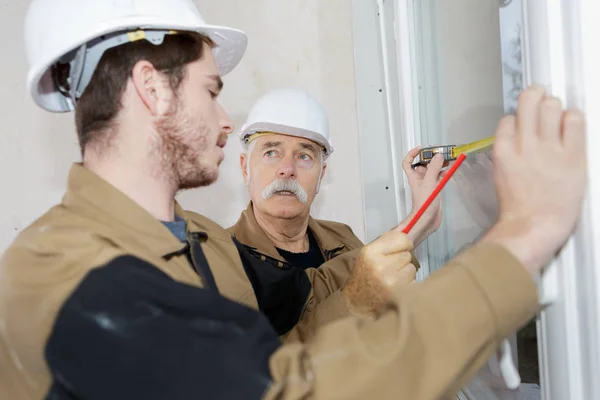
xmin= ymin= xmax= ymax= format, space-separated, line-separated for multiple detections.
xmin=217 ymin=102 xmax=234 ymax=135
xmin=277 ymin=158 xmax=296 ymax=178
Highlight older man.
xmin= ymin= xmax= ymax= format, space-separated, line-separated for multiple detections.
xmin=229 ymin=88 xmax=444 ymax=271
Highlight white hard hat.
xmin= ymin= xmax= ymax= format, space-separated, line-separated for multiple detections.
xmin=24 ymin=0 xmax=247 ymax=113
xmin=239 ymin=88 xmax=334 ymax=158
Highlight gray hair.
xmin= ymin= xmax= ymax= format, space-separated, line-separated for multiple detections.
xmin=244 ymin=140 xmax=257 ymax=185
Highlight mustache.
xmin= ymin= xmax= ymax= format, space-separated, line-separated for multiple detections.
xmin=261 ymin=178 xmax=308 ymax=204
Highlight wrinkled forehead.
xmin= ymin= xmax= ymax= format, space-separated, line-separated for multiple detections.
xmin=251 ymin=134 xmax=323 ymax=154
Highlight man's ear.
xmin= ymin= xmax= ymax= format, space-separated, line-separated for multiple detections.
xmin=131 ymin=60 xmax=173 ymax=115
xmin=320 ymin=162 xmax=327 ymax=180
xmin=240 ymin=153 xmax=249 ymax=184
xmin=316 ymin=162 xmax=327 ymax=194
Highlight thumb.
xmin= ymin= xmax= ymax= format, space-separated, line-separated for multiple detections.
xmin=424 ymin=153 xmax=444 ymax=181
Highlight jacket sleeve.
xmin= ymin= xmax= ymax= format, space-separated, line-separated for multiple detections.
xmin=231 ymin=237 xmax=414 ymax=340
xmin=291 ymin=248 xmax=421 ymax=342
xmin=43 ymin=244 xmax=537 ymax=400
xmin=266 ymin=243 xmax=539 ymax=399
xmin=44 ymin=255 xmax=281 ymax=400
xmin=286 ymin=248 xmax=361 ymax=342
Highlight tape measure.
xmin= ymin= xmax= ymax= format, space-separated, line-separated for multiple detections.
xmin=411 ymin=136 xmax=495 ymax=169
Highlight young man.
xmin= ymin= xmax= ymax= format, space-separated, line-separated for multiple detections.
xmin=0 ymin=0 xmax=587 ymax=399
xmin=229 ymin=88 xmax=443 ymax=272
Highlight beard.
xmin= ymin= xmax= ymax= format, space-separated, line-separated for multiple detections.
xmin=152 ymin=98 xmax=221 ymax=190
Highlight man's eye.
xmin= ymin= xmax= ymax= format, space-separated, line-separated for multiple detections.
xmin=265 ymin=150 xmax=277 ymax=157
xmin=299 ymin=154 xmax=312 ymax=161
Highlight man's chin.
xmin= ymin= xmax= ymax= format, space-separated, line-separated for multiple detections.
xmin=268 ymin=211 xmax=302 ymax=220
xmin=178 ymin=168 xmax=219 ymax=190
xmin=264 ymin=201 xmax=307 ymax=220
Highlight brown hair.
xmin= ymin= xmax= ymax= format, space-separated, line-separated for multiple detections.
xmin=54 ymin=32 xmax=214 ymax=155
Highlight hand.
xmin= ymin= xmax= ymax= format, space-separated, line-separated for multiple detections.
xmin=342 ymin=230 xmax=417 ymax=317
xmin=483 ymin=85 xmax=586 ymax=274
xmin=396 ymin=148 xmax=445 ymax=246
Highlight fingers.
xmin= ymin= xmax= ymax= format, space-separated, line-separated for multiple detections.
xmin=438 ymin=169 xmax=449 ymax=181
xmin=424 ymin=153 xmax=444 ymax=181
xmin=378 ymin=251 xmax=412 ymax=272
xmin=403 ymin=146 xmax=421 ymax=174
xmin=381 ymin=263 xmax=417 ymax=287
xmin=382 ymin=264 xmax=417 ymax=287
xmin=517 ymin=85 xmax=546 ymax=144
xmin=562 ymin=109 xmax=586 ymax=153
xmin=415 ymin=166 xmax=427 ymax=175
xmin=539 ymin=96 xmax=563 ymax=141
xmin=494 ymin=114 xmax=517 ymax=156
xmin=364 ymin=230 xmax=414 ymax=256
xmin=398 ymin=263 xmax=417 ymax=284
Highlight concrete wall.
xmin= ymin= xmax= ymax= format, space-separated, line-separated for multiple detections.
xmin=0 ymin=0 xmax=366 ymax=252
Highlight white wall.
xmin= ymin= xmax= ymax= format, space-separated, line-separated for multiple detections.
xmin=0 ymin=1 xmax=81 ymax=252
xmin=0 ymin=0 xmax=366 ymax=252
xmin=182 ymin=0 xmax=365 ymax=238
xmin=434 ymin=0 xmax=505 ymax=148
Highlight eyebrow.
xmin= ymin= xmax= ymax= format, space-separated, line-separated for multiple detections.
xmin=260 ymin=141 xmax=282 ymax=150
xmin=298 ymin=142 xmax=318 ymax=153
xmin=207 ymin=74 xmax=224 ymax=92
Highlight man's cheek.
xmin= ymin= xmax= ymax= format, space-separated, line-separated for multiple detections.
xmin=249 ymin=181 xmax=262 ymax=200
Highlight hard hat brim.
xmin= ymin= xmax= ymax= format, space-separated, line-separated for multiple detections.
xmin=241 ymin=122 xmax=334 ymax=158
xmin=27 ymin=21 xmax=247 ymax=113
xmin=199 ymin=24 xmax=247 ymax=77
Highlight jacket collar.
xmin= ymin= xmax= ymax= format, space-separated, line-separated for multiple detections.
xmin=230 ymin=202 xmax=346 ymax=262
xmin=62 ymin=163 xmax=201 ymax=257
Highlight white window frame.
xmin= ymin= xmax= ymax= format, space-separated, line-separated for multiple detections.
xmin=350 ymin=0 xmax=404 ymax=248
xmin=578 ymin=0 xmax=600 ymax=396
xmin=522 ymin=0 xmax=600 ymax=398
xmin=350 ymin=0 xmax=443 ymax=280
xmin=351 ymin=0 xmax=600 ymax=398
